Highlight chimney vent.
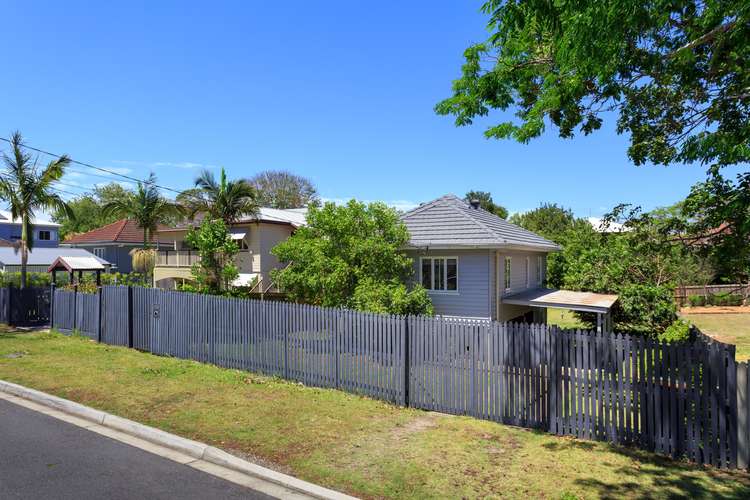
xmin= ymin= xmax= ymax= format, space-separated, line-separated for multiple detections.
xmin=469 ymin=199 xmax=480 ymax=209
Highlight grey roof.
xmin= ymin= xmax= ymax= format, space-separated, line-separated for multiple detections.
xmin=400 ymin=194 xmax=560 ymax=251
xmin=0 ymin=247 xmax=111 ymax=266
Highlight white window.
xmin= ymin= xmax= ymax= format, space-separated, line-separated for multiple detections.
xmin=93 ymin=247 xmax=106 ymax=258
xmin=536 ymin=256 xmax=543 ymax=284
xmin=504 ymin=256 xmax=511 ymax=291
xmin=420 ymin=257 xmax=458 ymax=291
xmin=38 ymin=230 xmax=51 ymax=241
xmin=525 ymin=257 xmax=530 ymax=288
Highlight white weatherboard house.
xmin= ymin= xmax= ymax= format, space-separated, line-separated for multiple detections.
xmin=401 ymin=194 xmax=617 ymax=331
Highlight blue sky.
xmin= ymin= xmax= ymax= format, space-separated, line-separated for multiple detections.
xmin=1 ymin=1 xmax=742 ymax=218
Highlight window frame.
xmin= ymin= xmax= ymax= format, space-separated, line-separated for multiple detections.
xmin=525 ymin=256 xmax=530 ymax=288
xmin=504 ymin=256 xmax=512 ymax=292
xmin=93 ymin=247 xmax=106 ymax=259
xmin=38 ymin=230 xmax=52 ymax=241
xmin=420 ymin=256 xmax=458 ymax=293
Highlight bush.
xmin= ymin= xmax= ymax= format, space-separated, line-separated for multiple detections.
xmin=613 ymin=284 xmax=677 ymax=336
xmin=658 ymin=319 xmax=692 ymax=343
xmin=351 ymin=278 xmax=434 ymax=316
xmin=687 ymin=295 xmax=706 ymax=307
xmin=708 ymin=292 xmax=743 ymax=306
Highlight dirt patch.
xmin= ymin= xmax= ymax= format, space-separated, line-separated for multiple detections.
xmin=680 ymin=306 xmax=750 ymax=315
xmin=391 ymin=414 xmax=439 ymax=441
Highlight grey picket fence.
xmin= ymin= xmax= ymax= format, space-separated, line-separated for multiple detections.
xmin=48 ymin=285 xmax=749 ymax=469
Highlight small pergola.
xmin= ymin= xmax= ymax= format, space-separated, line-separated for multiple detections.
xmin=48 ymin=256 xmax=106 ymax=286
xmin=502 ymin=288 xmax=618 ymax=333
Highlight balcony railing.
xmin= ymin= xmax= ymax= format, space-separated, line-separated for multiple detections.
xmin=156 ymin=250 xmax=201 ymax=267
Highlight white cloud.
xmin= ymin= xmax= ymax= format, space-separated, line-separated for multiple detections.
xmin=111 ymin=159 xmax=215 ymax=170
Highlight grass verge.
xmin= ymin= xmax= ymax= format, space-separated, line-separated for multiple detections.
xmin=0 ymin=328 xmax=748 ymax=499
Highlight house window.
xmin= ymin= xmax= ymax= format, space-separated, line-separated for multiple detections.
xmin=237 ymin=238 xmax=249 ymax=251
xmin=93 ymin=248 xmax=106 ymax=258
xmin=525 ymin=257 xmax=530 ymax=288
xmin=504 ymin=256 xmax=511 ymax=291
xmin=536 ymin=256 xmax=543 ymax=284
xmin=421 ymin=257 xmax=458 ymax=291
xmin=38 ymin=230 xmax=51 ymax=241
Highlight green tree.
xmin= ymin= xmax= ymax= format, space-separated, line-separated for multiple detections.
xmin=464 ymin=190 xmax=508 ymax=218
xmin=683 ymin=168 xmax=750 ymax=285
xmin=509 ymin=203 xmax=580 ymax=242
xmin=436 ymin=0 xmax=750 ymax=168
xmin=0 ymin=131 xmax=72 ymax=288
xmin=249 ymin=170 xmax=319 ymax=209
xmin=178 ymin=167 xmax=258 ymax=223
xmin=53 ymin=183 xmax=133 ymax=238
xmin=185 ymin=218 xmax=239 ymax=293
xmin=103 ymin=173 xmax=183 ymax=249
xmin=271 ymin=200 xmax=433 ymax=315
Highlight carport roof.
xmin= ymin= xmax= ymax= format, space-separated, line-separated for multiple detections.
xmin=503 ymin=288 xmax=618 ymax=314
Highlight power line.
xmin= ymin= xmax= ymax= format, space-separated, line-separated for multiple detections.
xmin=0 ymin=136 xmax=188 ymax=198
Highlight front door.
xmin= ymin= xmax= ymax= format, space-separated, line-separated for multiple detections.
xmin=235 ymin=237 xmax=253 ymax=272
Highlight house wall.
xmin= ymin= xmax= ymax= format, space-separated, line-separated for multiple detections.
xmin=259 ymin=223 xmax=295 ymax=277
xmin=407 ymin=249 xmax=493 ymax=319
xmin=65 ymin=244 xmax=135 ymax=273
xmin=0 ymin=224 xmax=60 ymax=248
xmin=496 ymin=249 xmax=548 ymax=321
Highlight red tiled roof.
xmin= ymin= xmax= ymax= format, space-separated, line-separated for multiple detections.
xmin=64 ymin=219 xmax=169 ymax=244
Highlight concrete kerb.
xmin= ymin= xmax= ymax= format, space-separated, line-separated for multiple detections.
xmin=0 ymin=379 xmax=355 ymax=500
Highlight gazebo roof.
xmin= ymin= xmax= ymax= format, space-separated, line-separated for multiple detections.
xmin=48 ymin=256 xmax=106 ymax=273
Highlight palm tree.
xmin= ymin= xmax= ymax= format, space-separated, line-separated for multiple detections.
xmin=177 ymin=167 xmax=258 ymax=224
xmin=103 ymin=172 xmax=183 ymax=249
xmin=0 ymin=131 xmax=73 ymax=288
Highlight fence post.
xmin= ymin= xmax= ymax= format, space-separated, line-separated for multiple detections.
xmin=334 ymin=310 xmax=340 ymax=390
xmin=127 ymin=286 xmax=134 ymax=348
xmin=738 ymin=362 xmax=749 ymax=470
xmin=96 ymin=287 xmax=103 ymax=343
xmin=72 ymin=285 xmax=78 ymax=332
xmin=403 ymin=316 xmax=410 ymax=407
xmin=49 ymin=283 xmax=55 ymax=329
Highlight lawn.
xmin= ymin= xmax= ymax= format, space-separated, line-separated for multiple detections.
xmin=681 ymin=313 xmax=750 ymax=362
xmin=547 ymin=308 xmax=590 ymax=330
xmin=1 ymin=329 xmax=748 ymax=499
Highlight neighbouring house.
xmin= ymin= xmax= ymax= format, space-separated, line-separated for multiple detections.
xmin=61 ymin=219 xmax=170 ymax=273
xmin=401 ymin=194 xmax=617 ymax=330
xmin=0 ymin=210 xmax=61 ymax=248
xmin=0 ymin=247 xmax=111 ymax=274
xmin=152 ymin=207 xmax=307 ymax=291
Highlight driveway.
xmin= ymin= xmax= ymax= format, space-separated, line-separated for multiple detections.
xmin=0 ymin=398 xmax=273 ymax=499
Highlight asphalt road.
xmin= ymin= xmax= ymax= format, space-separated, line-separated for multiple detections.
xmin=0 ymin=398 xmax=274 ymax=500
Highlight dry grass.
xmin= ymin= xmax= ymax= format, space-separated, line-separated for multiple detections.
xmin=0 ymin=328 xmax=748 ymax=499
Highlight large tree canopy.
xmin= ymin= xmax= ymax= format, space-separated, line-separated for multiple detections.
xmin=248 ymin=170 xmax=319 ymax=209
xmin=271 ymin=200 xmax=433 ymax=315
xmin=465 ymin=190 xmax=508 ymax=218
xmin=436 ymin=0 xmax=750 ymax=167
xmin=53 ymin=183 xmax=132 ymax=238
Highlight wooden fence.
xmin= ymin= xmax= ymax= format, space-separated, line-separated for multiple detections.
xmin=675 ymin=284 xmax=749 ymax=306
xmin=48 ymin=285 xmax=750 ymax=470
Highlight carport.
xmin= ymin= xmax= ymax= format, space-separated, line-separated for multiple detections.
xmin=502 ymin=288 xmax=618 ymax=332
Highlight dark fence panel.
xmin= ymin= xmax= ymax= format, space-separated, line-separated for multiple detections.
xmin=0 ymin=287 xmax=51 ymax=326
xmin=49 ymin=286 xmax=743 ymax=470
xmin=0 ymin=287 xmax=9 ymax=324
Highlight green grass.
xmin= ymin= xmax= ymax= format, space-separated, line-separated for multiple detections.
xmin=1 ymin=328 xmax=748 ymax=499
xmin=547 ymin=308 xmax=591 ymax=330
xmin=681 ymin=313 xmax=750 ymax=362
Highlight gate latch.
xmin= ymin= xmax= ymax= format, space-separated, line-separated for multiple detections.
xmin=153 ymin=304 xmax=160 ymax=319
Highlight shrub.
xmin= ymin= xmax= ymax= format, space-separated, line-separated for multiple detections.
xmin=613 ymin=284 xmax=677 ymax=336
xmin=687 ymin=295 xmax=706 ymax=307
xmin=351 ymin=278 xmax=434 ymax=316
xmin=658 ymin=319 xmax=692 ymax=343
xmin=708 ymin=292 xmax=743 ymax=306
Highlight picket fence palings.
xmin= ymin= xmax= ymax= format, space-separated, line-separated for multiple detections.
xmin=47 ymin=286 xmax=745 ymax=470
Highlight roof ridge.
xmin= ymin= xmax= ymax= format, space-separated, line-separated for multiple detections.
xmin=112 ymin=219 xmax=129 ymax=240
xmin=401 ymin=193 xmax=459 ymax=219
xmin=445 ymin=195 xmax=508 ymax=244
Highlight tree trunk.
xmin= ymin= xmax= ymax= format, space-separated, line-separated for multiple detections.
xmin=20 ymin=214 xmax=29 ymax=289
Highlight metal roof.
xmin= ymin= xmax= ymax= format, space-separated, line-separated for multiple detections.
xmin=0 ymin=247 xmax=110 ymax=266
xmin=400 ymin=194 xmax=560 ymax=251
xmin=0 ymin=210 xmax=60 ymax=227
xmin=502 ymin=288 xmax=618 ymax=314
xmin=48 ymin=256 xmax=106 ymax=272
